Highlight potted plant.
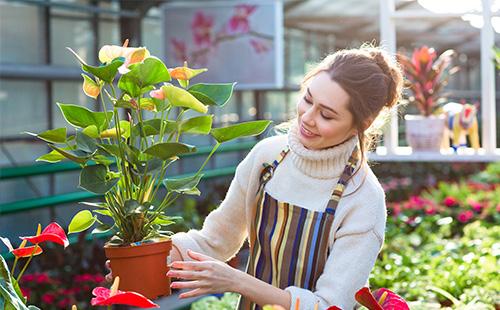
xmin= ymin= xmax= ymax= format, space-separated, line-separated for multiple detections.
xmin=397 ymin=46 xmax=458 ymax=152
xmin=28 ymin=40 xmax=271 ymax=299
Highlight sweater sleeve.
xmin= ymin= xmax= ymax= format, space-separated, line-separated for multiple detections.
xmin=171 ymin=142 xmax=259 ymax=263
xmin=285 ymin=199 xmax=386 ymax=310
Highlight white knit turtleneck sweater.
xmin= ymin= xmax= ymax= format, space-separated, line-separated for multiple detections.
xmin=172 ymin=124 xmax=387 ymax=310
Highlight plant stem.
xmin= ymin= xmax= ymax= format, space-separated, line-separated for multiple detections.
xmin=16 ymin=244 xmax=39 ymax=282
xmin=196 ymin=142 xmax=220 ymax=175
xmin=10 ymin=257 xmax=18 ymax=275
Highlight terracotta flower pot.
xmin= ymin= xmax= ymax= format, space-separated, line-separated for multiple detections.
xmin=104 ymin=239 xmax=172 ymax=299
xmin=404 ymin=114 xmax=445 ymax=152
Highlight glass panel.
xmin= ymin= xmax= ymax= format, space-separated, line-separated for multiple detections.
xmin=0 ymin=2 xmax=44 ymax=64
xmin=0 ymin=80 xmax=47 ymax=137
xmin=142 ymin=8 xmax=162 ymax=57
xmin=51 ymin=17 xmax=94 ymax=65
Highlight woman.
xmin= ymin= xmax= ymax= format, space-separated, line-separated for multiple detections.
xmin=108 ymin=46 xmax=403 ymax=310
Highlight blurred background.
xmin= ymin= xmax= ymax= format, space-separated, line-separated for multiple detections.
xmin=0 ymin=0 xmax=499 ymax=309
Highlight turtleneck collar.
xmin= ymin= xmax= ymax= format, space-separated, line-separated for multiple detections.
xmin=287 ymin=123 xmax=359 ymax=179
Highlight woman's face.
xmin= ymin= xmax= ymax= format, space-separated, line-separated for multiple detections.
xmin=297 ymin=71 xmax=357 ymax=150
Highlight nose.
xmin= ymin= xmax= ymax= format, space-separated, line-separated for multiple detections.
xmin=301 ymin=104 xmax=315 ymax=126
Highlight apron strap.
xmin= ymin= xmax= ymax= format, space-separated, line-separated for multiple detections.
xmin=325 ymin=145 xmax=360 ymax=214
xmin=255 ymin=146 xmax=290 ymax=195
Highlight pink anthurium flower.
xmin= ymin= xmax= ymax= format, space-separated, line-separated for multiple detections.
xmin=91 ymin=276 xmax=159 ymax=308
xmin=355 ymin=287 xmax=410 ymax=310
xmin=20 ymin=222 xmax=69 ymax=248
xmin=149 ymin=89 xmax=165 ymax=100
xmin=1 ymin=237 xmax=43 ymax=258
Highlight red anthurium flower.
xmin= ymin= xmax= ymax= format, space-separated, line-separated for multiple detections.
xmin=326 ymin=306 xmax=342 ymax=310
xmin=1 ymin=237 xmax=43 ymax=258
xmin=11 ymin=246 xmax=43 ymax=258
xmin=355 ymin=287 xmax=409 ymax=310
xmin=20 ymin=222 xmax=69 ymax=248
xmin=373 ymin=288 xmax=410 ymax=310
xmin=91 ymin=277 xmax=159 ymax=308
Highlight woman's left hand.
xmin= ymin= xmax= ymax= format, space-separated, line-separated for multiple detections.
xmin=167 ymin=249 xmax=243 ymax=299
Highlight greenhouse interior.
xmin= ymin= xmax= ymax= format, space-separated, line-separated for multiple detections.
xmin=0 ymin=0 xmax=499 ymax=309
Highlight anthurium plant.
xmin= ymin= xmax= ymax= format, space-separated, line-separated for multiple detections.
xmin=397 ymin=46 xmax=458 ymax=117
xmin=28 ymin=40 xmax=271 ymax=246
xmin=0 ymin=222 xmax=69 ymax=309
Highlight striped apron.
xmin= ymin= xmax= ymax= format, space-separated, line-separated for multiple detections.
xmin=237 ymin=144 xmax=359 ymax=310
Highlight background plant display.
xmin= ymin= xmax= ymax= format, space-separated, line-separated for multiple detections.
xmin=372 ymin=162 xmax=500 ymax=309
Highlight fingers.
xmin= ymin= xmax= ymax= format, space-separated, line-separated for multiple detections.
xmin=167 ymin=269 xmax=201 ymax=280
xmin=105 ymin=273 xmax=113 ymax=283
xmin=170 ymin=260 xmax=209 ymax=271
xmin=105 ymin=260 xmax=113 ymax=283
xmin=186 ymin=249 xmax=214 ymax=262
xmin=170 ymin=280 xmax=202 ymax=290
xmin=179 ymin=288 xmax=208 ymax=299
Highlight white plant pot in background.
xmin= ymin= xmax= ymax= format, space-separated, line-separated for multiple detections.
xmin=404 ymin=114 xmax=445 ymax=152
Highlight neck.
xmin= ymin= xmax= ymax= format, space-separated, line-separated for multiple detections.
xmin=287 ymin=124 xmax=359 ymax=179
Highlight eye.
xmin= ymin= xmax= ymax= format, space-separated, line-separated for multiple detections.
xmin=303 ymin=95 xmax=313 ymax=105
xmin=321 ymin=113 xmax=333 ymax=120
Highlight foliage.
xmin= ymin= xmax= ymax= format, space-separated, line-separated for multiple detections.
xmin=28 ymin=42 xmax=271 ymax=246
xmin=190 ymin=292 xmax=239 ymax=310
xmin=397 ymin=46 xmax=458 ymax=116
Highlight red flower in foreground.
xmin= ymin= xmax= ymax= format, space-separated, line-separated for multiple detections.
xmin=0 ymin=237 xmax=43 ymax=258
xmin=355 ymin=287 xmax=409 ymax=310
xmin=20 ymin=222 xmax=69 ymax=248
xmin=91 ymin=277 xmax=159 ymax=308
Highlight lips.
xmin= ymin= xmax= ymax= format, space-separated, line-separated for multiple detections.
xmin=300 ymin=124 xmax=318 ymax=138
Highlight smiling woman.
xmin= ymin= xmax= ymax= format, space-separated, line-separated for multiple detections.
xmin=107 ymin=45 xmax=404 ymax=310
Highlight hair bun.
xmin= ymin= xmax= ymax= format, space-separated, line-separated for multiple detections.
xmin=369 ymin=50 xmax=403 ymax=109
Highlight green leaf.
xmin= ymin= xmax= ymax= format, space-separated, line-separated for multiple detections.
xmin=97 ymin=143 xmax=121 ymax=157
xmin=79 ymin=164 xmax=119 ymax=194
xmin=161 ymin=84 xmax=208 ymax=113
xmin=25 ymin=128 xmax=67 ymax=143
xmin=188 ymin=83 xmax=236 ymax=107
xmin=0 ymin=256 xmax=30 ymax=310
xmin=69 ymin=210 xmax=96 ymax=234
xmin=163 ymin=173 xmax=203 ymax=195
xmin=124 ymin=199 xmax=146 ymax=215
xmin=76 ymin=131 xmax=97 ymax=153
xmin=180 ymin=115 xmax=213 ymax=135
xmin=92 ymin=223 xmax=113 ymax=234
xmin=210 ymin=120 xmax=272 ymax=143
xmin=57 ymin=103 xmax=113 ymax=131
xmin=67 ymin=48 xmax=124 ymax=83
xmin=93 ymin=209 xmax=112 ymax=217
xmin=82 ymin=125 xmax=99 ymax=138
xmin=143 ymin=142 xmax=196 ymax=160
xmin=36 ymin=150 xmax=65 ymax=163
xmin=118 ymin=57 xmax=171 ymax=97
xmin=48 ymin=144 xmax=90 ymax=164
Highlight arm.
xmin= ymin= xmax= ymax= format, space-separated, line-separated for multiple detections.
xmin=171 ymin=143 xmax=260 ymax=262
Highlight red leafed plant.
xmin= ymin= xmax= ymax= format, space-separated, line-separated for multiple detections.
xmin=397 ymin=46 xmax=458 ymax=116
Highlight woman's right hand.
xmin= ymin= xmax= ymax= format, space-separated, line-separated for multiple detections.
xmin=105 ymin=260 xmax=113 ymax=283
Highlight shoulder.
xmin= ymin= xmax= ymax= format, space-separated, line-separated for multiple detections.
xmin=334 ymin=163 xmax=387 ymax=239
xmin=242 ymin=132 xmax=288 ymax=167
xmin=233 ymin=132 xmax=288 ymax=189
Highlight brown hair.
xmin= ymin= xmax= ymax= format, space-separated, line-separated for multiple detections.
xmin=281 ymin=45 xmax=404 ymax=195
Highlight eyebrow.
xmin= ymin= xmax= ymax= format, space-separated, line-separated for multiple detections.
xmin=306 ymin=88 xmax=340 ymax=116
